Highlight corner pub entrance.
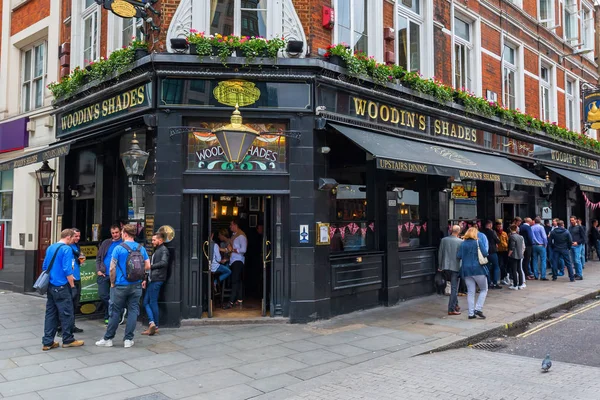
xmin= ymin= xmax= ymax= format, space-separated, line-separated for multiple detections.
xmin=183 ymin=194 xmax=287 ymax=319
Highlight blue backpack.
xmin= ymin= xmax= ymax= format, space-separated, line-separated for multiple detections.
xmin=120 ymin=243 xmax=145 ymax=282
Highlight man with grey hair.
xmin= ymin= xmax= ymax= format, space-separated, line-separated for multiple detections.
xmin=439 ymin=225 xmax=463 ymax=315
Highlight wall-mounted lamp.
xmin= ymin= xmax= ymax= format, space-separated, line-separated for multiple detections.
xmin=170 ymin=38 xmax=189 ymax=53
xmin=317 ymin=146 xmax=331 ymax=154
xmin=461 ymin=179 xmax=476 ymax=194
xmin=232 ymin=206 xmax=239 ymax=216
xmin=392 ymin=187 xmax=405 ymax=200
xmin=540 ymin=172 xmax=555 ymax=198
xmin=495 ymin=182 xmax=515 ymax=203
xmin=221 ymin=206 xmax=228 ymax=216
xmin=318 ymin=177 xmax=338 ymax=191
xmin=35 ymin=161 xmax=61 ymax=199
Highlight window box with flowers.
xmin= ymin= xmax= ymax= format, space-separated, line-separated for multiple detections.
xmin=324 ymin=43 xmax=351 ymax=68
xmin=130 ymin=38 xmax=149 ymax=60
xmin=186 ymin=30 xmax=214 ymax=56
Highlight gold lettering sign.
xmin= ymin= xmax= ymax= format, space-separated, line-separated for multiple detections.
xmin=433 ymin=119 xmax=478 ymax=143
xmin=213 ymin=80 xmax=261 ymax=107
xmin=550 ymin=150 xmax=599 ymax=170
xmin=111 ymin=0 xmax=137 ymax=18
xmin=377 ymin=158 xmax=429 ymax=173
xmin=352 ymin=97 xmax=427 ymax=133
xmin=59 ymin=85 xmax=148 ymax=135
xmin=458 ymin=170 xmax=501 ymax=182
xmin=80 ymin=245 xmax=98 ymax=258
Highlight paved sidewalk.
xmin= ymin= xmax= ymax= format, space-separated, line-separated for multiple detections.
xmin=0 ymin=262 xmax=598 ymax=399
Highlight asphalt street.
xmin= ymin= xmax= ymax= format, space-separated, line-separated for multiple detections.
xmin=479 ymin=298 xmax=600 ymax=368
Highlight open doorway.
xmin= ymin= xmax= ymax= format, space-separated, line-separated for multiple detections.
xmin=204 ymin=195 xmax=271 ymax=318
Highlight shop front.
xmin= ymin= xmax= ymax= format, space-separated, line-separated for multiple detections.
xmin=47 ymin=55 xmax=600 ymax=325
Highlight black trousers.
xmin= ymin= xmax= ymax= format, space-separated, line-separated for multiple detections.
xmin=522 ymin=246 xmax=532 ymax=276
xmin=508 ymin=258 xmax=523 ymax=287
xmin=230 ymin=261 xmax=244 ymax=303
xmin=497 ymin=252 xmax=508 ymax=279
xmin=73 ymin=280 xmax=81 ymax=312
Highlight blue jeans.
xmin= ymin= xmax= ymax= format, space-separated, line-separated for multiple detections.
xmin=532 ymin=245 xmax=547 ymax=279
xmin=97 ymin=275 xmax=111 ymax=320
xmin=447 ymin=270 xmax=460 ymax=313
xmin=571 ymin=244 xmax=584 ymax=277
xmin=553 ymin=249 xmax=574 ymax=280
xmin=487 ymin=253 xmax=500 ymax=285
xmin=143 ymin=281 xmax=163 ymax=326
xmin=43 ymin=284 xmax=75 ymax=346
xmin=104 ymin=283 xmax=142 ymax=341
xmin=215 ymin=265 xmax=232 ymax=282
xmin=581 ymin=244 xmax=586 ymax=269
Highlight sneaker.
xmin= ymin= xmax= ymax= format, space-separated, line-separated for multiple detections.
xmin=575 ymin=276 xmax=583 ymax=280
xmin=124 ymin=340 xmax=134 ymax=348
xmin=120 ymin=309 xmax=128 ymax=325
xmin=520 ymin=283 xmax=527 ymax=288
xmin=474 ymin=310 xmax=486 ymax=319
xmin=508 ymin=286 xmax=518 ymax=290
xmin=502 ymin=277 xmax=511 ymax=285
xmin=95 ymin=338 xmax=113 ymax=347
xmin=541 ymin=278 xmax=549 ymax=281
xmin=73 ymin=326 xmax=84 ymax=333
xmin=62 ymin=340 xmax=84 ymax=348
xmin=468 ymin=315 xmax=477 ymax=319
xmin=42 ymin=342 xmax=59 ymax=351
xmin=518 ymin=285 xmax=526 ymax=290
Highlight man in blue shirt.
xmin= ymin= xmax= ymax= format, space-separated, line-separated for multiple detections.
xmin=531 ymin=217 xmax=549 ymax=280
xmin=69 ymin=228 xmax=85 ymax=333
xmin=96 ymin=225 xmax=123 ymax=324
xmin=42 ymin=229 xmax=85 ymax=351
xmin=96 ymin=224 xmax=150 ymax=348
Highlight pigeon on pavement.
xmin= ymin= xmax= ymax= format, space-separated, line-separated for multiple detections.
xmin=541 ymin=354 xmax=552 ymax=372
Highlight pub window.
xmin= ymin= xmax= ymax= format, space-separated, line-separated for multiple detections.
xmin=483 ymin=132 xmax=492 ymax=149
xmin=396 ymin=0 xmax=422 ymax=72
xmin=502 ymin=43 xmax=518 ymax=110
xmin=453 ymin=16 xmax=473 ymax=91
xmin=330 ymin=185 xmax=373 ymax=252
xmin=397 ymin=189 xmax=421 ymax=249
xmin=336 ymin=0 xmax=369 ymax=54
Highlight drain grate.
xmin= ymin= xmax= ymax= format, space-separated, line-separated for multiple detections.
xmin=471 ymin=341 xmax=506 ymax=351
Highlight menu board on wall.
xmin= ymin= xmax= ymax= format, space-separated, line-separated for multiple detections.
xmin=145 ymin=214 xmax=155 ymax=256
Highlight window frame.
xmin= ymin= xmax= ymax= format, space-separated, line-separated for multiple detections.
xmin=502 ymin=43 xmax=517 ymax=110
xmin=333 ymin=0 xmax=382 ymax=59
xmin=580 ymin=2 xmax=594 ymax=58
xmin=452 ymin=14 xmax=474 ymax=92
xmin=539 ymin=61 xmax=556 ymax=123
xmin=0 ymin=171 xmax=14 ymax=249
xmin=538 ymin=0 xmax=554 ymax=27
xmin=395 ymin=0 xmax=424 ymax=73
xmin=81 ymin=0 xmax=100 ymax=66
xmin=565 ymin=75 xmax=580 ymax=132
xmin=21 ymin=41 xmax=47 ymax=113
xmin=107 ymin=14 xmax=144 ymax=54
xmin=563 ymin=0 xmax=578 ymax=41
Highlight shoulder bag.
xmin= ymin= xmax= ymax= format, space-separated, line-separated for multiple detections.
xmin=476 ymin=240 xmax=488 ymax=265
xmin=33 ymin=244 xmax=66 ymax=295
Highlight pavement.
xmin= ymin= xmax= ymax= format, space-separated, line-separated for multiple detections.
xmin=0 ymin=261 xmax=598 ymax=399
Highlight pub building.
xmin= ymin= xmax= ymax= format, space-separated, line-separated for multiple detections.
xmin=9 ymin=54 xmax=600 ymax=325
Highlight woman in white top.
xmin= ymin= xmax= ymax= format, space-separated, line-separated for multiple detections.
xmin=211 ymin=229 xmax=232 ymax=293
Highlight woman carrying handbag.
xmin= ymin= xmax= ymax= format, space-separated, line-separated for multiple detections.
xmin=457 ymin=227 xmax=489 ymax=319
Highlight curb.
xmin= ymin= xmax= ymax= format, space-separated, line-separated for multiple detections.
xmin=415 ymin=289 xmax=600 ymax=356
xmin=181 ymin=317 xmax=289 ymax=326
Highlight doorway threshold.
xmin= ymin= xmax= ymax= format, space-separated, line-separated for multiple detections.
xmin=181 ymin=316 xmax=289 ymax=326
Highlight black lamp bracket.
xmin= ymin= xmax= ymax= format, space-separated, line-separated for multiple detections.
xmin=169 ymin=126 xmax=302 ymax=140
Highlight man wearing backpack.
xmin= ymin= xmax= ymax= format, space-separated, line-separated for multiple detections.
xmin=95 ymin=224 xmax=150 ymax=348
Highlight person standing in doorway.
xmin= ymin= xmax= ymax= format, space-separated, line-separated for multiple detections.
xmin=530 ymin=217 xmax=548 ymax=280
xmin=95 ymin=224 xmax=150 ymax=348
xmin=41 ymin=229 xmax=85 ymax=351
xmin=224 ymin=219 xmax=247 ymax=310
xmin=568 ymin=216 xmax=586 ymax=280
xmin=210 ymin=229 xmax=232 ymax=295
xmin=69 ymin=228 xmax=85 ymax=333
xmin=96 ymin=225 xmax=123 ymax=325
xmin=142 ymin=231 xmax=169 ymax=336
xmin=457 ymin=227 xmax=489 ymax=319
xmin=438 ymin=225 xmax=462 ymax=315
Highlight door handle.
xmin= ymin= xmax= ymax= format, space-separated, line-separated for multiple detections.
xmin=264 ymin=240 xmax=272 ymax=263
xmin=202 ymin=241 xmax=210 ymax=261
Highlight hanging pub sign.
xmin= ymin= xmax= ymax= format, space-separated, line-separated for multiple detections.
xmin=95 ymin=0 xmax=159 ymax=19
xmin=583 ymin=88 xmax=600 ymax=129
xmin=56 ymin=84 xmax=152 ymax=138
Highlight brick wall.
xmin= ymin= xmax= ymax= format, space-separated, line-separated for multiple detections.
xmin=11 ymin=0 xmax=50 ymax=36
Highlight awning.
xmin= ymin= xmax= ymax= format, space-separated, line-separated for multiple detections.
xmin=0 ymin=141 xmax=70 ymax=172
xmin=547 ymin=166 xmax=600 ymax=193
xmin=331 ymin=124 xmax=545 ymax=187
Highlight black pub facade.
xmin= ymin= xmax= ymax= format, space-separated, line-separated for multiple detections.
xmin=33 ymin=55 xmax=600 ymax=325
